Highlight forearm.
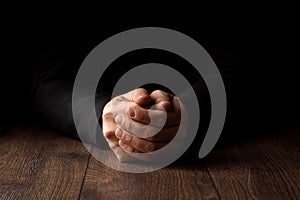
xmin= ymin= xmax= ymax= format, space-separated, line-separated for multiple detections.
xmin=34 ymin=79 xmax=110 ymax=146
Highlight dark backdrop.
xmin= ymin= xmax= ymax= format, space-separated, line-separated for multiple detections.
xmin=0 ymin=16 xmax=298 ymax=134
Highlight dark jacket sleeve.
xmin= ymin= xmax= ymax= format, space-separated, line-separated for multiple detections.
xmin=32 ymin=40 xmax=110 ymax=146
xmin=32 ymin=38 xmax=246 ymax=152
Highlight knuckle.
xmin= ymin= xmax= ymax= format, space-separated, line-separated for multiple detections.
xmin=146 ymin=143 xmax=155 ymax=152
xmin=136 ymin=110 xmax=148 ymax=123
xmin=123 ymin=133 xmax=132 ymax=143
xmin=126 ymin=146 xmax=134 ymax=153
xmin=147 ymin=136 xmax=155 ymax=142
xmin=152 ymin=90 xmax=163 ymax=96
xmin=128 ymin=103 xmax=138 ymax=113
xmin=102 ymin=112 xmax=112 ymax=120
xmin=103 ymin=130 xmax=113 ymax=138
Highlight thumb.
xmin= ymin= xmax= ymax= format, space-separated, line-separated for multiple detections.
xmin=130 ymin=88 xmax=151 ymax=106
xmin=150 ymin=90 xmax=174 ymax=111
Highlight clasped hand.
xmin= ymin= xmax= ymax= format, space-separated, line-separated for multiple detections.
xmin=102 ymin=88 xmax=186 ymax=162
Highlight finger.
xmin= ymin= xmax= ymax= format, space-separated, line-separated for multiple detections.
xmin=127 ymin=102 xmax=170 ymax=127
xmin=115 ymin=114 xmax=163 ymax=138
xmin=102 ymin=112 xmax=119 ymax=145
xmin=118 ymin=140 xmax=134 ymax=152
xmin=150 ymin=90 xmax=173 ymax=111
xmin=116 ymin=122 xmax=183 ymax=142
xmin=108 ymin=90 xmax=138 ymax=119
xmin=122 ymin=139 xmax=168 ymax=152
xmin=117 ymin=130 xmax=171 ymax=152
xmin=130 ymin=88 xmax=151 ymax=106
xmin=102 ymin=114 xmax=135 ymax=162
xmin=125 ymin=102 xmax=180 ymax=129
xmin=162 ymin=96 xmax=182 ymax=127
xmin=127 ymin=102 xmax=151 ymax=124
xmin=115 ymin=107 xmax=180 ymax=143
xmin=127 ymin=102 xmax=150 ymax=124
xmin=115 ymin=128 xmax=154 ymax=152
xmin=118 ymin=140 xmax=141 ymax=153
xmin=110 ymin=97 xmax=129 ymax=118
xmin=172 ymin=96 xmax=181 ymax=113
xmin=146 ymin=126 xmax=179 ymax=142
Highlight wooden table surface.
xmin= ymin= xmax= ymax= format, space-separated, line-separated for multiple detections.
xmin=0 ymin=126 xmax=299 ymax=200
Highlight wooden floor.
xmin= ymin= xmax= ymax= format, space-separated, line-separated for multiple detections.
xmin=0 ymin=126 xmax=299 ymax=200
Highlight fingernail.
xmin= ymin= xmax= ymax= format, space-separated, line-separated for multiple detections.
xmin=128 ymin=108 xmax=135 ymax=117
xmin=115 ymin=114 xmax=123 ymax=124
xmin=116 ymin=128 xmax=123 ymax=138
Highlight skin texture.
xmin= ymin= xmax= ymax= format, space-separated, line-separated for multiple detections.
xmin=102 ymin=88 xmax=183 ymax=162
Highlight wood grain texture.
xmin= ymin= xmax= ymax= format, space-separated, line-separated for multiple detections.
xmin=205 ymin=131 xmax=300 ymax=200
xmin=0 ymin=126 xmax=90 ymax=200
xmin=1 ymin=126 xmax=299 ymax=200
xmin=79 ymin=148 xmax=219 ymax=200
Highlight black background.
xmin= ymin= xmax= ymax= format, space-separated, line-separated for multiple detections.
xmin=0 ymin=8 xmax=299 ymax=135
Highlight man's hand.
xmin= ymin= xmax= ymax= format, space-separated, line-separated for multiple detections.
xmin=102 ymin=89 xmax=186 ymax=162
xmin=102 ymin=88 xmax=152 ymax=161
xmin=115 ymin=90 xmax=185 ymax=155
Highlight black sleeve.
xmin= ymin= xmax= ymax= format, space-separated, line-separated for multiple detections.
xmin=32 ymin=38 xmax=246 ymax=151
xmin=32 ymin=39 xmax=110 ymax=146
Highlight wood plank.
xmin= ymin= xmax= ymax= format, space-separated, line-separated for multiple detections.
xmin=80 ymin=148 xmax=219 ymax=200
xmin=0 ymin=126 xmax=91 ymax=200
xmin=205 ymin=131 xmax=300 ymax=200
